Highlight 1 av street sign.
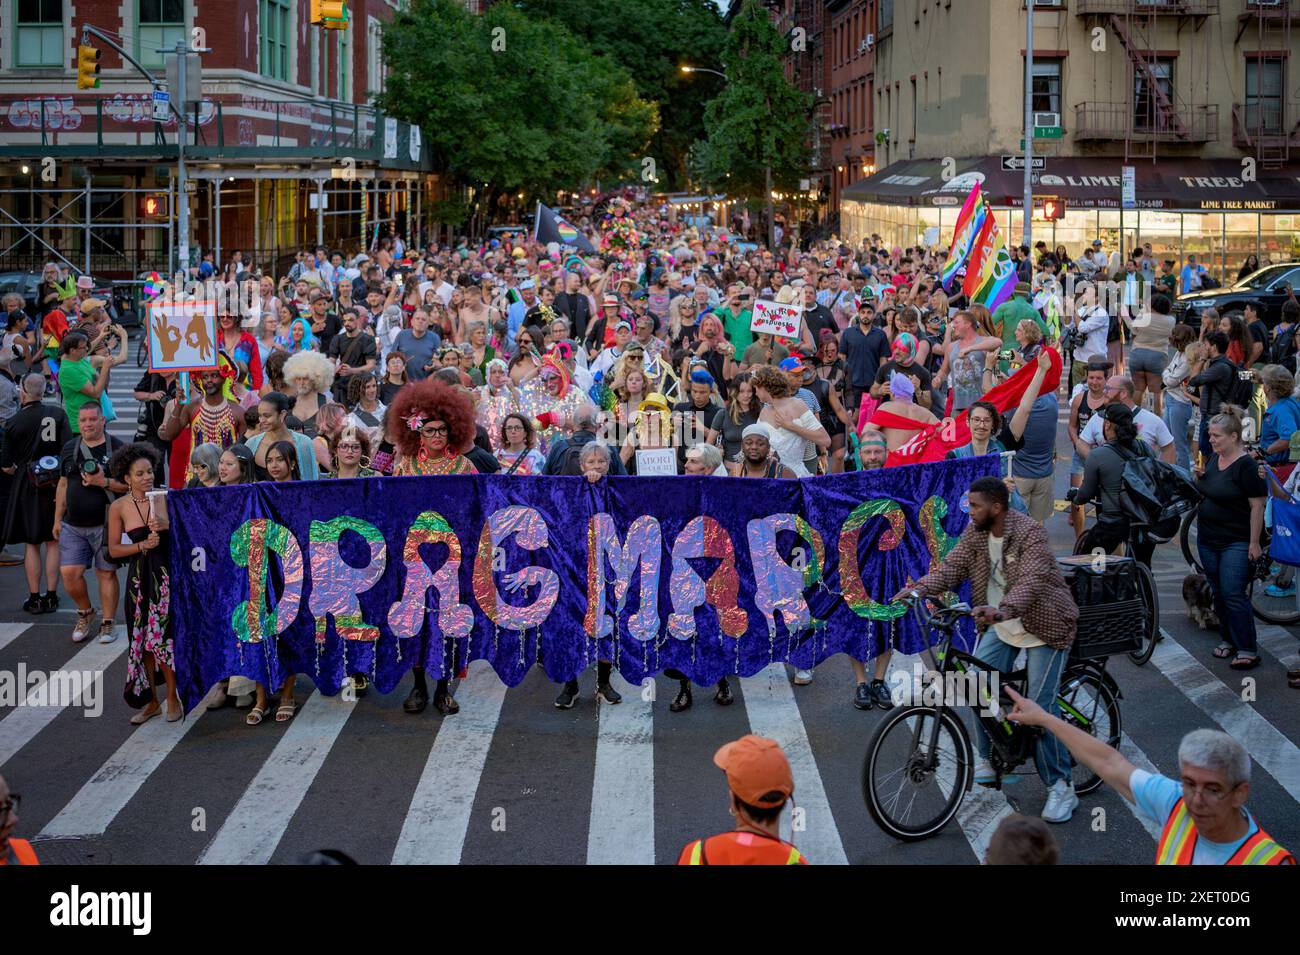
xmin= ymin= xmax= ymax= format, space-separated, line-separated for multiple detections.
xmin=1002 ymin=155 xmax=1046 ymax=172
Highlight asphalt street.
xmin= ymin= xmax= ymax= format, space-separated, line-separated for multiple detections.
xmin=2 ymin=355 xmax=1297 ymax=865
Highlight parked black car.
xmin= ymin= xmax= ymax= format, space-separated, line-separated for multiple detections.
xmin=0 ymin=270 xmax=41 ymax=313
xmin=1174 ymin=263 xmax=1300 ymax=328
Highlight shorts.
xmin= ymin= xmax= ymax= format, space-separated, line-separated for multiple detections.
xmin=58 ymin=523 xmax=115 ymax=572
xmin=1128 ymin=347 xmax=1169 ymax=376
xmin=1071 ymin=449 xmax=1085 ymax=477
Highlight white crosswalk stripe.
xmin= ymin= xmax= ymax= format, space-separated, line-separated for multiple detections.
xmin=5 ymin=623 xmax=1297 ymax=864
xmin=0 ymin=623 xmax=30 ymax=653
xmin=392 ymin=663 xmax=508 ymax=865
xmin=37 ymin=685 xmax=223 ymax=839
xmin=0 ymin=638 xmax=128 ymax=769
xmin=740 ymin=664 xmax=848 ymax=865
xmin=586 ymin=673 xmax=655 ymax=864
xmin=197 ymin=689 xmax=356 ymax=865
xmin=1153 ymin=627 xmax=1300 ymax=805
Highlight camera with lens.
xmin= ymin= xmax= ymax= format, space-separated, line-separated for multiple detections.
xmin=81 ymin=458 xmax=100 ymax=476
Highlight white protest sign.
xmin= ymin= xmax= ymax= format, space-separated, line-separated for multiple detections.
xmin=750 ymin=299 xmax=803 ymax=340
xmin=635 ymin=448 xmax=678 ymax=476
xmin=923 ymin=226 xmax=940 ymax=248
xmin=146 ymin=299 xmax=219 ymax=372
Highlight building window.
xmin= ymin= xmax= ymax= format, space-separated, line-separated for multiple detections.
xmin=1134 ymin=57 xmax=1174 ymax=132
xmin=139 ymin=0 xmax=185 ymax=69
xmin=1245 ymin=57 xmax=1284 ymax=136
xmin=16 ymin=0 xmax=63 ymax=67
xmin=338 ymin=25 xmax=351 ymax=102
xmin=1030 ymin=59 xmax=1063 ymax=115
xmin=368 ymin=22 xmax=384 ymax=100
xmin=261 ymin=0 xmax=291 ymax=82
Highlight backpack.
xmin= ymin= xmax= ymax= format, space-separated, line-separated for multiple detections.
xmin=557 ymin=441 xmax=587 ymax=476
xmin=1213 ymin=355 xmax=1256 ymax=410
xmin=1269 ymin=323 xmax=1298 ymax=370
xmin=1113 ymin=443 xmax=1201 ymax=541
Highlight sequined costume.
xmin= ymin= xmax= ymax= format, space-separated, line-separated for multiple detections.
xmin=395 ymin=452 xmax=477 ymax=476
xmin=518 ymin=352 xmax=587 ymax=453
xmin=477 ymin=385 xmax=519 ymax=452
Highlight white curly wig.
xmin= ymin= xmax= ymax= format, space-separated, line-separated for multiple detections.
xmin=282 ymin=349 xmax=335 ymax=394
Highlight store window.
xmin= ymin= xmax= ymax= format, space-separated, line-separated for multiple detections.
xmin=1260 ymin=215 xmax=1300 ymax=265
xmin=338 ymin=24 xmax=351 ymax=102
xmin=16 ymin=0 xmax=63 ymax=67
xmin=1224 ymin=213 xmax=1260 ymax=280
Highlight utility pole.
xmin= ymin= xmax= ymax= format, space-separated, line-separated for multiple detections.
xmin=1023 ymin=1 xmax=1034 ymax=249
xmin=173 ymin=40 xmax=190 ymax=278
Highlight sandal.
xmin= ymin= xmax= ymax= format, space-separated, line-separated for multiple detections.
xmin=1230 ymin=653 xmax=1261 ymax=671
xmin=166 ymin=700 xmax=183 ymax=723
xmin=207 ymin=681 xmax=233 ymax=710
xmin=1212 ymin=643 xmax=1234 ymax=659
xmin=245 ymin=706 xmax=266 ymax=726
xmin=275 ymin=700 xmax=297 ymax=722
xmin=130 ymin=704 xmax=160 ymax=726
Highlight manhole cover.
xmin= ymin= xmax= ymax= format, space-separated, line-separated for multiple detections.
xmin=28 ymin=838 xmax=112 ymax=864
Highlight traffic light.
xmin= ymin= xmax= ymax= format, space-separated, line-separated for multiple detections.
xmin=1042 ymin=196 xmax=1066 ymax=220
xmin=311 ymin=0 xmax=349 ymax=29
xmin=77 ymin=44 xmax=101 ymax=90
xmin=139 ymin=193 xmax=169 ymax=219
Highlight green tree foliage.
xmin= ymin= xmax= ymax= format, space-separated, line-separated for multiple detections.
xmin=688 ymin=0 xmax=812 ymax=198
xmin=377 ymin=0 xmax=657 ymax=208
xmin=513 ymin=0 xmax=729 ymax=189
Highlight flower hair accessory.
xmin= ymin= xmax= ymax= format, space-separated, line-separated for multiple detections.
xmin=405 ymin=411 xmax=427 ymax=432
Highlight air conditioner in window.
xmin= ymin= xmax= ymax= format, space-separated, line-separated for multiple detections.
xmin=1252 ymin=1 xmax=1284 ymax=7
xmin=1034 ymin=0 xmax=1064 ymax=7
xmin=1033 ymin=111 xmax=1060 ymax=129
xmin=864 ymin=33 xmax=875 ymax=52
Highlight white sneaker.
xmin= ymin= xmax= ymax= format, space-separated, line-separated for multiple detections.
xmin=972 ymin=757 xmax=996 ymax=784
xmin=1041 ymin=779 xmax=1079 ymax=824
xmin=97 ymin=620 xmax=118 ymax=644
xmin=793 ymin=669 xmax=814 ymax=685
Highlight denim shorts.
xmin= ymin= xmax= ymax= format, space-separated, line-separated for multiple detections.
xmin=1128 ymin=347 xmax=1169 ymax=375
xmin=58 ymin=523 xmax=115 ymax=572
xmin=1071 ymin=449 xmax=1086 ymax=477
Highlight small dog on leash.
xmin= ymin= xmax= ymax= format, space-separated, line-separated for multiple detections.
xmin=1182 ymin=573 xmax=1219 ymax=630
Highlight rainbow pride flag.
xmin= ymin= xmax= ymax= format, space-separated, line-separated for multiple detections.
xmin=969 ymin=219 xmax=1017 ymax=312
xmin=940 ymin=183 xmax=987 ymax=292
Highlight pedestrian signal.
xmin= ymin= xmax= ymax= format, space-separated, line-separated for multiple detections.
xmin=77 ymin=44 xmax=101 ymax=90
xmin=1042 ymin=197 xmax=1066 ymax=220
xmin=140 ymin=193 xmax=169 ymax=219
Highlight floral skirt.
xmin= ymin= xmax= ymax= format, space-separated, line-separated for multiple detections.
xmin=125 ymin=557 xmax=174 ymax=704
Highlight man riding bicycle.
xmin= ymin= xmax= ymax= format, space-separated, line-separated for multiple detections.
xmin=894 ymin=476 xmax=1081 ymax=823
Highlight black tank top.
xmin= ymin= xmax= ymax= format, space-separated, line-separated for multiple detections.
xmin=1076 ymin=390 xmax=1106 ymax=437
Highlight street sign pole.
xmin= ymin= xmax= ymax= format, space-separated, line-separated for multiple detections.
xmin=175 ymin=41 xmax=189 ymax=278
xmin=1023 ymin=1 xmax=1034 ymax=249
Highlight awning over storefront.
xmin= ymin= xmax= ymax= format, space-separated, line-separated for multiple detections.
xmin=842 ymin=157 xmax=1300 ymax=212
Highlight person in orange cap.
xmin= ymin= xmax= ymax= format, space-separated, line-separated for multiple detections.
xmin=677 ymin=734 xmax=808 ymax=865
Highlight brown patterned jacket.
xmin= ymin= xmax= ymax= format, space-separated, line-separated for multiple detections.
xmin=912 ymin=509 xmax=1078 ymax=650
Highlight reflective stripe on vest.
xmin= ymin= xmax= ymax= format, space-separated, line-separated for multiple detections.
xmin=685 ymin=835 xmax=805 ymax=865
xmin=1156 ymin=798 xmax=1294 ymax=865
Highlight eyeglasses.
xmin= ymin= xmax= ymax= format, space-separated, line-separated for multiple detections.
xmin=1181 ymin=780 xmax=1236 ymax=803
xmin=337 ymin=442 xmax=362 ymax=452
xmin=504 ymin=424 xmax=525 ymax=432
xmin=421 ymin=425 xmax=449 ymax=437
xmin=0 ymin=794 xmax=20 ymax=818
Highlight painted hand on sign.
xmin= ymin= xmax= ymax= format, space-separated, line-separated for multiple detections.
xmin=186 ymin=312 xmax=214 ymax=362
xmin=153 ymin=313 xmax=182 ymax=362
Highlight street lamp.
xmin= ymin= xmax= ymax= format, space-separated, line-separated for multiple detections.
xmin=680 ymin=63 xmax=777 ymax=249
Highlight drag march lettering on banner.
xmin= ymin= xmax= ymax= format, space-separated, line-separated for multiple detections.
xmin=168 ymin=458 xmax=997 ymax=707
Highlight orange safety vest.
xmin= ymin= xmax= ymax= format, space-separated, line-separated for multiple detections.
xmin=1 ymin=838 xmax=40 ymax=865
xmin=1156 ymin=798 xmax=1294 ymax=865
xmin=679 ymin=831 xmax=807 ymax=866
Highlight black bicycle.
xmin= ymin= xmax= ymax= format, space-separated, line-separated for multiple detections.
xmin=862 ymin=595 xmax=1123 ymax=842
xmin=1179 ymin=505 xmax=1298 ymax=626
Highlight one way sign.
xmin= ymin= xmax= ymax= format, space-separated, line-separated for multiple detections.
xmin=1002 ymin=155 xmax=1046 ymax=171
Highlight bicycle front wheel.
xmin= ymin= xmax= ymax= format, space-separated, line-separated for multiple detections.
xmin=1250 ymin=557 xmax=1300 ymax=626
xmin=1058 ymin=667 xmax=1121 ymax=795
xmin=862 ymin=705 xmax=972 ymax=842
xmin=1127 ymin=560 xmax=1161 ymax=665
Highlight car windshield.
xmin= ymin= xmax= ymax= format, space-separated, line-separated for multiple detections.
xmin=1236 ymin=265 xmax=1292 ymax=290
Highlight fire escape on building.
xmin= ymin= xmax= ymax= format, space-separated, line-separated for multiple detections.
xmin=1073 ymin=1 xmax=1219 ymax=164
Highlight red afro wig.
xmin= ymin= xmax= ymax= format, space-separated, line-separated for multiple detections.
xmin=386 ymin=378 xmax=477 ymax=459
